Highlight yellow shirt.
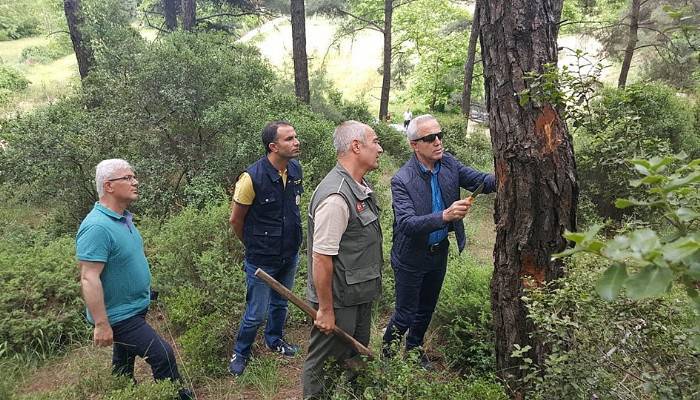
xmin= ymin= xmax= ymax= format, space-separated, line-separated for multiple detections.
xmin=233 ymin=170 xmax=288 ymax=205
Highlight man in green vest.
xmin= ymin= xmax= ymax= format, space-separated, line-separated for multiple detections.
xmin=302 ymin=121 xmax=384 ymax=398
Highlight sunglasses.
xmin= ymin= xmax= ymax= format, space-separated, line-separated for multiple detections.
xmin=413 ymin=132 xmax=443 ymax=143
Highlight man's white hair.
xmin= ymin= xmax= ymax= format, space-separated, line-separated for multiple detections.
xmin=406 ymin=114 xmax=437 ymax=141
xmin=95 ymin=159 xmax=132 ymax=198
xmin=333 ymin=120 xmax=368 ymax=155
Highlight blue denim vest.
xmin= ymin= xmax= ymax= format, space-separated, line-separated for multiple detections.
xmin=243 ymin=156 xmax=303 ymax=266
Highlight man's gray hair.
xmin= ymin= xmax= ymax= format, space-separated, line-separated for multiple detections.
xmin=406 ymin=114 xmax=437 ymax=141
xmin=95 ymin=159 xmax=132 ymax=198
xmin=333 ymin=120 xmax=368 ymax=154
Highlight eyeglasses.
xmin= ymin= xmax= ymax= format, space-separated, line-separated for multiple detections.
xmin=108 ymin=175 xmax=137 ymax=183
xmin=413 ymin=132 xmax=443 ymax=143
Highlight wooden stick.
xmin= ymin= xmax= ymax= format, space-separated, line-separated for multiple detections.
xmin=254 ymin=268 xmax=374 ymax=359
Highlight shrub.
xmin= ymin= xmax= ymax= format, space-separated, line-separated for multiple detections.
xmin=519 ymin=253 xmax=698 ymax=399
xmin=576 ymin=83 xmax=698 ymax=221
xmin=432 ymin=253 xmax=494 ymax=373
xmin=143 ymin=202 xmax=244 ymax=379
xmin=335 ymin=354 xmax=507 ymax=399
xmin=0 ymin=65 xmax=30 ymax=92
xmin=0 ymin=233 xmax=87 ymax=355
xmin=0 ymin=32 xmax=338 ymax=227
xmin=440 ymin=116 xmax=493 ymax=171
xmin=20 ymin=38 xmax=73 ymax=64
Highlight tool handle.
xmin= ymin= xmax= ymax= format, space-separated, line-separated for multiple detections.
xmin=254 ymin=268 xmax=374 ymax=359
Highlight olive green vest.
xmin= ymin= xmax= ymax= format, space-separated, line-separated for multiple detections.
xmin=306 ymin=163 xmax=383 ymax=307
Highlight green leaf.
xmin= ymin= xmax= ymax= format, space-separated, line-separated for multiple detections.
xmin=676 ymin=207 xmax=699 ymax=222
xmin=663 ymin=238 xmax=700 ymax=264
xmin=664 ymin=171 xmax=700 ymax=192
xmin=615 ymin=198 xmax=648 ymax=209
xmin=596 ymin=264 xmax=628 ymax=301
xmin=564 ymin=231 xmax=586 ymax=243
xmin=602 ymin=236 xmax=632 ymax=261
xmin=629 ymin=229 xmax=661 ymax=255
xmin=624 ymin=264 xmax=674 ymax=300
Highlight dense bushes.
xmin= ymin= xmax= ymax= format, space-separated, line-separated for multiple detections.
xmin=0 ymin=65 xmax=30 ymax=105
xmin=20 ymin=38 xmax=73 ymax=64
xmin=0 ymin=197 xmax=86 ymax=355
xmin=520 ymin=254 xmax=698 ymax=399
xmin=432 ymin=253 xmax=494 ymax=373
xmin=576 ymin=82 xmax=699 ymax=221
xmin=337 ymin=354 xmax=506 ymax=400
xmin=0 ymin=0 xmax=65 ymax=41
xmin=0 ymin=32 xmax=337 ymax=231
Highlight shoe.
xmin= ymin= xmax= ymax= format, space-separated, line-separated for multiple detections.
xmin=228 ymin=353 xmax=247 ymax=376
xmin=178 ymin=388 xmax=194 ymax=400
xmin=267 ymin=338 xmax=299 ymax=356
xmin=381 ymin=341 xmax=397 ymax=359
xmin=406 ymin=347 xmax=433 ymax=371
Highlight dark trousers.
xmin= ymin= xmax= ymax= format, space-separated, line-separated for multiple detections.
xmin=383 ymin=242 xmax=448 ymax=350
xmin=302 ymin=302 xmax=373 ymax=399
xmin=111 ymin=310 xmax=181 ymax=382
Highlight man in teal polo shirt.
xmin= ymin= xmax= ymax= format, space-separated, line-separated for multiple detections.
xmin=77 ymin=159 xmax=191 ymax=399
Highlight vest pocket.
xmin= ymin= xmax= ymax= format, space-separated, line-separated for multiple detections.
xmin=339 ymin=264 xmax=381 ymax=306
xmin=252 ymin=225 xmax=282 ymax=254
xmin=344 ymin=264 xmax=381 ymax=285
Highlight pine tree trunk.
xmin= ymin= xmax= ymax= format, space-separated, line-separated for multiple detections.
xmin=291 ymin=0 xmax=310 ymax=103
xmin=378 ymin=0 xmax=392 ymax=121
xmin=63 ymin=0 xmax=94 ymax=80
xmin=479 ymin=0 xmax=578 ymax=396
xmin=618 ymin=0 xmax=640 ymax=88
xmin=182 ymin=0 xmax=196 ymax=31
xmin=461 ymin=0 xmax=481 ymax=125
xmin=164 ymin=0 xmax=178 ymax=31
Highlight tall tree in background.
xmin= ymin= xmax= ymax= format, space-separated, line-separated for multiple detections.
xmin=379 ymin=0 xmax=393 ymax=120
xmin=291 ymin=0 xmax=310 ymax=103
xmin=182 ymin=0 xmax=196 ymax=31
xmin=461 ymin=0 xmax=480 ymax=124
xmin=164 ymin=0 xmax=179 ymax=31
xmin=333 ymin=0 xmax=410 ymax=121
xmin=64 ymin=0 xmax=94 ymax=80
xmin=618 ymin=0 xmax=641 ymax=88
xmin=479 ymin=0 xmax=578 ymax=396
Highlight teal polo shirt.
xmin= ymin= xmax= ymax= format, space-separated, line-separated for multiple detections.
xmin=76 ymin=202 xmax=151 ymax=325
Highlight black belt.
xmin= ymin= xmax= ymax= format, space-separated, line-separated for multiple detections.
xmin=427 ymin=238 xmax=448 ymax=255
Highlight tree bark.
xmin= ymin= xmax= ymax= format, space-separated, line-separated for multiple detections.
xmin=63 ymin=0 xmax=94 ymax=80
xmin=164 ymin=0 xmax=178 ymax=31
xmin=291 ymin=0 xmax=310 ymax=103
xmin=479 ymin=0 xmax=578 ymax=396
xmin=618 ymin=0 xmax=640 ymax=88
xmin=378 ymin=0 xmax=392 ymax=121
xmin=182 ymin=0 xmax=196 ymax=31
xmin=461 ymin=0 xmax=481 ymax=127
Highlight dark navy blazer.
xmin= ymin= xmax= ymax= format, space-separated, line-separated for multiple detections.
xmin=390 ymin=152 xmax=495 ymax=267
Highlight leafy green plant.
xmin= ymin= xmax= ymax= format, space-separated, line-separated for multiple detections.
xmin=433 ymin=253 xmax=494 ymax=373
xmin=333 ymin=353 xmax=506 ymax=399
xmin=516 ymin=256 xmax=698 ymax=400
xmin=20 ymin=38 xmax=73 ymax=64
xmin=0 ymin=65 xmax=30 ymax=92
xmin=556 ymin=154 xmax=699 ymax=345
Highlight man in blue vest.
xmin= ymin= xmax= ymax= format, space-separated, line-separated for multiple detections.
xmin=77 ymin=159 xmax=191 ymax=399
xmin=228 ymin=121 xmax=304 ymax=376
xmin=382 ymin=114 xmax=496 ymax=368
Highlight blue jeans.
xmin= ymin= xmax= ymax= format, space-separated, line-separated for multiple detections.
xmin=233 ymin=255 xmax=298 ymax=359
xmin=111 ymin=310 xmax=181 ymax=381
xmin=383 ymin=243 xmax=448 ymax=350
